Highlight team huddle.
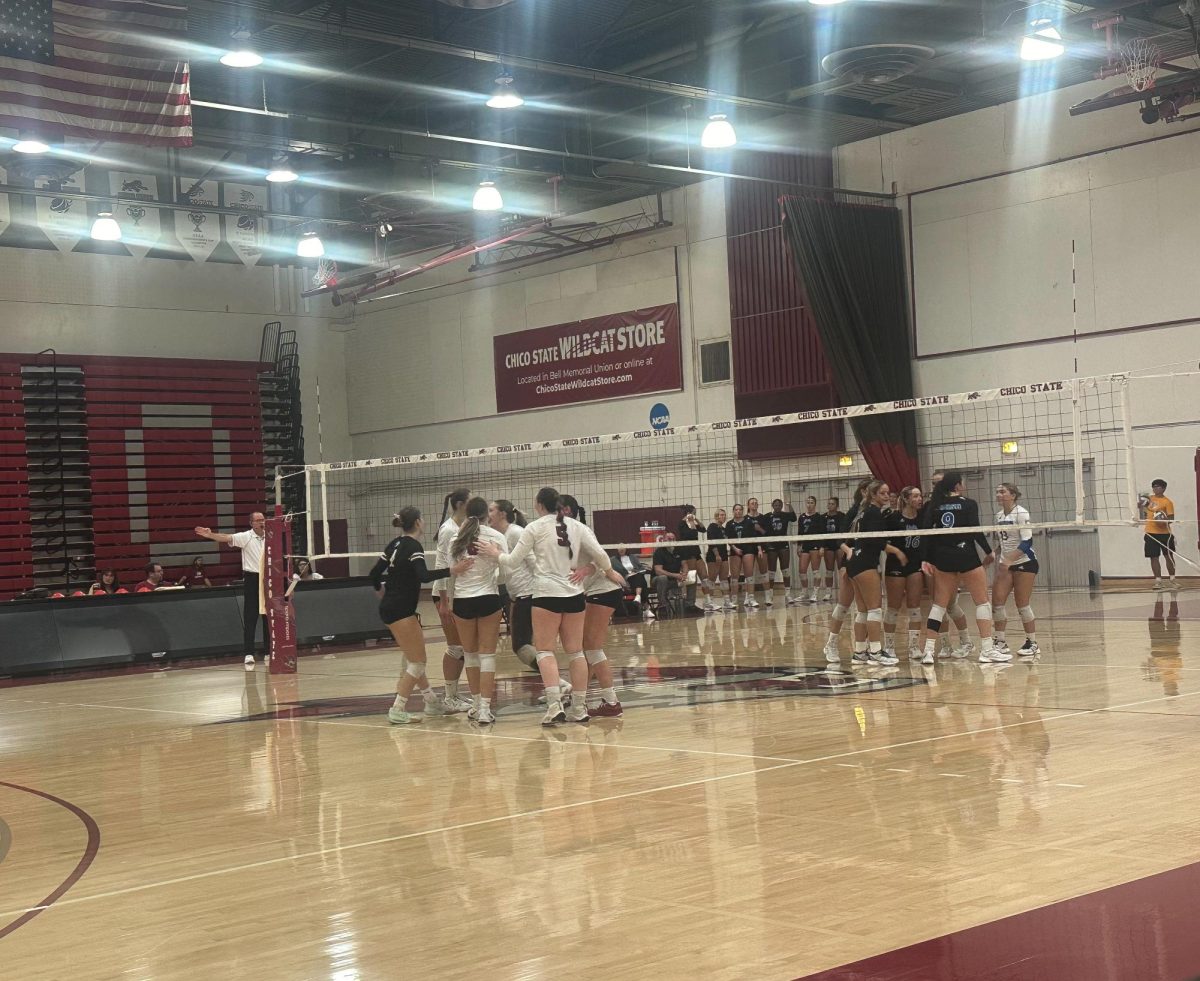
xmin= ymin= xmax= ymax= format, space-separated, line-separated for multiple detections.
xmin=365 ymin=468 xmax=1049 ymax=727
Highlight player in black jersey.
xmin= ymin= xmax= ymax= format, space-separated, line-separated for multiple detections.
xmin=759 ymin=498 xmax=796 ymax=606
xmin=839 ymin=481 xmax=905 ymax=665
xmin=818 ymin=497 xmax=845 ymax=602
xmin=726 ymin=504 xmax=759 ymax=609
xmin=369 ymin=506 xmax=475 ymax=725
xmin=883 ymin=486 xmax=926 ymax=658
xmin=706 ymin=509 xmax=734 ymax=612
xmin=677 ymin=505 xmax=716 ymax=612
xmin=918 ymin=470 xmax=1003 ymax=665
xmin=823 ymin=483 xmax=873 ymax=664
xmin=788 ymin=497 xmax=824 ymax=604
xmin=745 ymin=498 xmax=769 ymax=605
xmin=921 ymin=469 xmax=976 ymax=658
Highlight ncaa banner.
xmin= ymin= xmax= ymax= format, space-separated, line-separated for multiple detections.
xmin=493 ymin=304 xmax=682 ymax=413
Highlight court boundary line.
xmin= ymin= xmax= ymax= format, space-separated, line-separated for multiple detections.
xmin=3 ymin=684 xmax=1199 ymax=923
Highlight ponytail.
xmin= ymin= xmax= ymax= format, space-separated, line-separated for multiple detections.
xmin=560 ymin=493 xmax=586 ymax=526
xmin=494 ymin=498 xmax=527 ymax=527
xmin=451 ymin=497 xmax=489 ymax=558
xmin=538 ymin=486 xmax=575 ymax=558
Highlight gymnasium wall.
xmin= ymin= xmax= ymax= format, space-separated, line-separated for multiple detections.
xmin=338 ymin=179 xmax=861 ymax=549
xmin=835 ymin=76 xmax=1200 ymax=578
xmin=0 ymin=246 xmax=353 ymax=592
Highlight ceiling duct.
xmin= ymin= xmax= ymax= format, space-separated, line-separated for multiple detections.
xmin=820 ymin=44 xmax=936 ymax=85
xmin=438 ymin=0 xmax=517 ymax=7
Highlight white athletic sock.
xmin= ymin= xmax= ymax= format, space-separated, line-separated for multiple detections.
xmin=392 ymin=693 xmax=406 ymax=710
xmin=601 ymin=687 xmax=617 ymax=704
xmin=854 ymin=640 xmax=868 ymax=654
xmin=995 ymin=630 xmax=1007 ymax=643
xmin=981 ymin=636 xmax=994 ymax=652
xmin=1027 ymin=632 xmax=1037 ymax=642
xmin=868 ymin=641 xmax=882 ymax=654
xmin=907 ymin=629 xmax=919 ymax=647
xmin=445 ymin=680 xmax=459 ymax=698
xmin=544 ymin=684 xmax=561 ymax=704
xmin=480 ymin=695 xmax=491 ymax=709
xmin=826 ymin=632 xmax=839 ymax=647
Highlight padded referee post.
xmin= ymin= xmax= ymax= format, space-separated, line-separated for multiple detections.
xmin=263 ymin=505 xmax=298 ymax=674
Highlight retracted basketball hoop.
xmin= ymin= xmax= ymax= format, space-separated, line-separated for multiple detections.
xmin=1122 ymin=37 xmax=1162 ymax=92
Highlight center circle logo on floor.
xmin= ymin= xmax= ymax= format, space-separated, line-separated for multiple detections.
xmin=650 ymin=402 xmax=670 ymax=430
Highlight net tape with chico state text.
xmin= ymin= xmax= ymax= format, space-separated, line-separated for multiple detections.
xmin=315 ymin=375 xmax=1115 ymax=473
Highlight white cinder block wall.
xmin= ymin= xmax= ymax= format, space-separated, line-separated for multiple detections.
xmin=836 ymin=76 xmax=1200 ymax=577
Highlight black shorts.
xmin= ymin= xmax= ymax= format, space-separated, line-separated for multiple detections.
xmin=928 ymin=549 xmax=983 ymax=574
xmin=1145 ymin=533 xmax=1176 ymax=558
xmin=846 ymin=553 xmax=884 ymax=579
xmin=706 ymin=546 xmax=728 ymax=563
xmin=453 ymin=594 xmax=504 ymax=619
xmin=677 ymin=545 xmax=702 ymax=560
xmin=586 ymin=589 xmax=624 ymax=609
xmin=762 ymin=543 xmax=788 ymax=555
xmin=1009 ymin=558 xmax=1040 ymax=576
xmin=886 ymin=559 xmax=922 ymax=578
xmin=379 ymin=598 xmax=418 ymax=625
xmin=531 ymin=594 xmax=586 ymax=614
xmin=801 ymin=542 xmax=824 ymax=553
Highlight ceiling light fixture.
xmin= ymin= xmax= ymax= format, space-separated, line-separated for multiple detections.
xmin=13 ymin=135 xmax=49 ymax=154
xmin=1019 ymin=19 xmax=1064 ymax=61
xmin=90 ymin=212 xmax=122 ymax=241
xmin=700 ymin=113 xmax=737 ymax=149
xmin=472 ymin=180 xmax=503 ymax=212
xmin=220 ymin=27 xmax=263 ymax=68
xmin=265 ymin=156 xmax=298 ymax=182
xmin=296 ymin=231 xmax=324 ymax=257
xmin=486 ymin=71 xmax=524 ymax=109
xmin=808 ymin=0 xmax=849 ymax=7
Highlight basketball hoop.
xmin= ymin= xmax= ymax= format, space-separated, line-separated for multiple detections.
xmin=1122 ymin=37 xmax=1162 ymax=92
xmin=312 ymin=256 xmax=338 ymax=289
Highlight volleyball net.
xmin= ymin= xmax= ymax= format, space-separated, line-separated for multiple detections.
xmin=281 ymin=369 xmax=1198 ymax=582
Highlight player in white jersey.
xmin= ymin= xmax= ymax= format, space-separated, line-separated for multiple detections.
xmin=431 ymin=488 xmax=474 ymax=712
xmin=991 ymin=483 xmax=1040 ymax=658
xmin=479 ymin=486 xmax=623 ymax=726
xmin=449 ymin=497 xmax=509 ymax=724
xmin=560 ymin=495 xmax=625 ymax=718
xmin=489 ymin=499 xmax=537 ymax=671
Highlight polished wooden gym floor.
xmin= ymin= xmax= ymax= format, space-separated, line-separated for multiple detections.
xmin=2 ymin=586 xmax=1199 ymax=980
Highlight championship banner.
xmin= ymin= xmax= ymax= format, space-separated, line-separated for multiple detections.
xmin=493 ymin=304 xmax=682 ymax=413
xmin=223 ymin=183 xmax=266 ymax=266
xmin=175 ymin=177 xmax=221 ymax=263
xmin=109 ymin=172 xmax=161 ymax=256
xmin=263 ymin=508 xmax=297 ymax=674
xmin=36 ymin=173 xmax=87 ymax=251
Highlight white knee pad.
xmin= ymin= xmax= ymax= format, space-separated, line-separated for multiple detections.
xmin=1018 ymin=605 xmax=1035 ymax=623
xmin=515 ymin=645 xmax=538 ymax=668
xmin=447 ymin=645 xmax=465 ymax=661
xmin=404 ymin=661 xmax=426 ymax=679
xmin=908 ymin=608 xmax=921 ymax=623
xmin=854 ymin=612 xmax=867 ymax=626
xmin=568 ymin=650 xmax=586 ymax=663
xmin=832 ymin=603 xmax=848 ymax=620
xmin=975 ymin=603 xmax=992 ymax=622
xmin=464 ymin=652 xmax=481 ymax=669
xmin=478 ymin=654 xmax=496 ymax=674
xmin=883 ymin=607 xmax=899 ymax=626
xmin=867 ymin=607 xmax=884 ymax=623
xmin=585 ymin=649 xmax=607 ymax=666
xmin=535 ymin=650 xmax=557 ymax=663
xmin=927 ymin=604 xmax=947 ymax=625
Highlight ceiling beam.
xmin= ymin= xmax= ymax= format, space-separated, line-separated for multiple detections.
xmin=185 ymin=0 xmax=907 ymax=128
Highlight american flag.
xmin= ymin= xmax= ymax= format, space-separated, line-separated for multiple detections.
xmin=0 ymin=0 xmax=191 ymax=146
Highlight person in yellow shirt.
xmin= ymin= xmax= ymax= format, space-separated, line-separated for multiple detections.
xmin=1140 ymin=478 xmax=1178 ymax=589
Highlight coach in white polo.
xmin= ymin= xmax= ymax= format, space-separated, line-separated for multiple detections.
xmin=195 ymin=512 xmax=269 ymax=668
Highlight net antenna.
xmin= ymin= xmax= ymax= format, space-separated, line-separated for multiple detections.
xmin=1122 ymin=37 xmax=1162 ymax=92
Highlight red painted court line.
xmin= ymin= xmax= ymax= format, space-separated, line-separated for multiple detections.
xmin=0 ymin=782 xmax=101 ymax=939
xmin=797 ymin=859 xmax=1200 ymax=981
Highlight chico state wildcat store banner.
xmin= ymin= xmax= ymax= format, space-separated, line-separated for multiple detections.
xmin=493 ymin=304 xmax=683 ymax=413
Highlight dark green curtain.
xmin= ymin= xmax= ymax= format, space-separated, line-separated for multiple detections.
xmin=780 ymin=195 xmax=920 ymax=490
